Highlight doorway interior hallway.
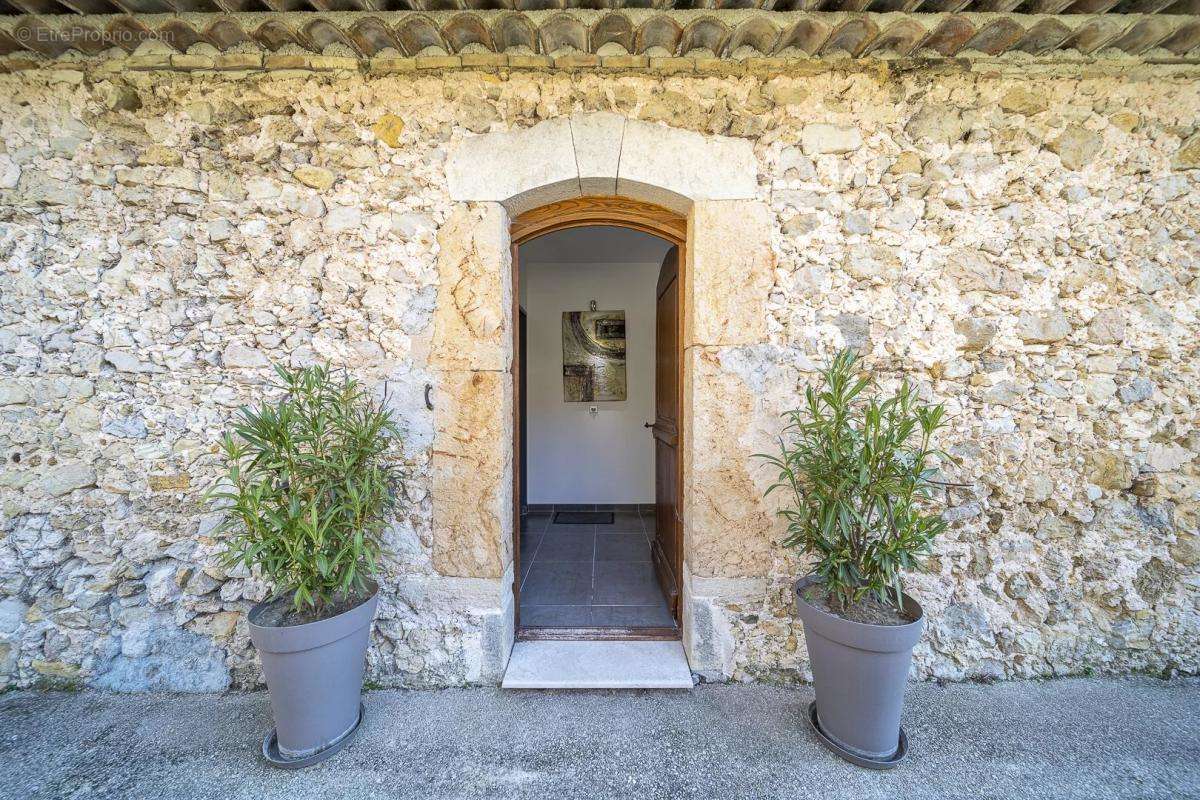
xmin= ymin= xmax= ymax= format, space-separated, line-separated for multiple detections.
xmin=519 ymin=506 xmax=672 ymax=629
xmin=513 ymin=216 xmax=682 ymax=639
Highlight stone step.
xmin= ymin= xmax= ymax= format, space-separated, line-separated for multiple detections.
xmin=501 ymin=640 xmax=694 ymax=690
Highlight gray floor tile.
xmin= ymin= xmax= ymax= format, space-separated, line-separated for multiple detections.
xmin=518 ymin=501 xmax=673 ymax=629
xmin=535 ymin=533 xmax=595 ymax=561
xmin=544 ymin=522 xmax=597 ymax=535
xmin=554 ymin=512 xmax=614 ymax=525
xmin=520 ymin=604 xmax=593 ymax=627
xmin=606 ymin=512 xmax=645 ymax=533
xmin=521 ymin=561 xmax=591 ymax=605
xmin=593 ymin=561 xmax=663 ymax=606
xmin=595 ymin=534 xmax=651 ymax=562
xmin=591 ymin=604 xmax=675 ymax=627
xmin=519 ymin=532 xmax=542 ymax=556
xmin=521 ymin=515 xmax=549 ymax=534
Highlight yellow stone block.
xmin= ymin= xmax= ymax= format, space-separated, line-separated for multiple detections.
xmin=683 ymin=347 xmax=776 ymax=578
xmin=213 ymin=53 xmax=262 ymax=71
xmin=369 ymin=57 xmax=417 ymax=74
xmin=507 ymin=54 xmax=552 ymax=69
xmin=686 ymin=201 xmax=774 ymax=347
xmin=431 ymin=370 xmax=512 ymax=578
xmin=170 ymin=54 xmax=214 ymax=71
xmin=649 ymin=57 xmax=693 ymax=75
xmin=431 ymin=203 xmax=510 ymax=372
xmin=372 ymin=113 xmax=406 ymax=148
xmin=308 ymin=55 xmax=360 ymax=71
xmin=148 ymin=473 xmax=190 ymax=492
xmin=461 ymin=53 xmax=508 ymax=69
xmin=125 ymin=55 xmax=171 ymax=71
xmin=263 ymin=54 xmax=309 ymax=71
xmin=32 ymin=659 xmax=81 ymax=679
xmin=415 ymin=55 xmax=462 ymax=70
xmin=553 ymin=54 xmax=599 ymax=69
xmin=600 ymin=55 xmax=649 ymax=70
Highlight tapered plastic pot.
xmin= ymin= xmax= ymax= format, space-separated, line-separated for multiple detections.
xmin=795 ymin=575 xmax=924 ymax=768
xmin=248 ymin=582 xmax=378 ymax=767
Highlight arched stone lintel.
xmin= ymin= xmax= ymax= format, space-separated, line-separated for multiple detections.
xmin=446 ymin=112 xmax=758 ymax=217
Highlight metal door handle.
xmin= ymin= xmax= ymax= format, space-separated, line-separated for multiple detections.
xmin=644 ymin=422 xmax=654 ymax=428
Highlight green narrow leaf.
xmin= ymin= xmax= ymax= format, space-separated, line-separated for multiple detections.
xmin=756 ymin=348 xmax=955 ymax=616
xmin=207 ymin=361 xmax=405 ymax=613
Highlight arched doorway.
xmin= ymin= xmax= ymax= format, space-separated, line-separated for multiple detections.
xmin=510 ymin=197 xmax=687 ymax=641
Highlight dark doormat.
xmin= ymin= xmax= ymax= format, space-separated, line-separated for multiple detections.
xmin=553 ymin=511 xmax=614 ymax=525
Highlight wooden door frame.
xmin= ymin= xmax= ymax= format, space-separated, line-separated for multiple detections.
xmin=509 ymin=196 xmax=687 ymax=642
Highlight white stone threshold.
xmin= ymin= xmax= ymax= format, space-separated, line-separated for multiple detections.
xmin=501 ymin=640 xmax=694 ymax=690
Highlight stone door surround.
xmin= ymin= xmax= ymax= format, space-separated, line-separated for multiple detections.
xmin=434 ymin=113 xmax=775 ymax=674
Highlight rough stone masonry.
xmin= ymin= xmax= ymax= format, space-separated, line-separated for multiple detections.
xmin=0 ymin=45 xmax=1197 ymax=691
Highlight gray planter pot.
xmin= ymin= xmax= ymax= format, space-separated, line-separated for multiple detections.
xmin=248 ymin=583 xmax=378 ymax=767
xmin=795 ymin=575 xmax=924 ymax=768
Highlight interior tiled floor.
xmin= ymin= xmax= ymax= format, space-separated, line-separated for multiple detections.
xmin=519 ymin=507 xmax=676 ymax=629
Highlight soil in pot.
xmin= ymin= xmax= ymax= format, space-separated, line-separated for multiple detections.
xmin=800 ymin=586 xmax=918 ymax=627
xmin=252 ymin=588 xmax=375 ymax=628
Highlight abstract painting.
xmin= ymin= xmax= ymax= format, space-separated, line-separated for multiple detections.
xmin=562 ymin=310 xmax=627 ymax=402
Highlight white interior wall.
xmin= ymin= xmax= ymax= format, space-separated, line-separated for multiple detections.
xmin=520 ymin=227 xmax=670 ymax=505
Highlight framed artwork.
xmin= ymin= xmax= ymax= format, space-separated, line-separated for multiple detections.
xmin=562 ymin=310 xmax=627 ymax=402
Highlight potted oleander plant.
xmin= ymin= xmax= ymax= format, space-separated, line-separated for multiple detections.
xmin=757 ymin=349 xmax=951 ymax=769
xmin=209 ymin=363 xmax=403 ymax=769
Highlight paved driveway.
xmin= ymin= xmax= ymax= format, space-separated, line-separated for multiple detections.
xmin=1 ymin=677 xmax=1197 ymax=800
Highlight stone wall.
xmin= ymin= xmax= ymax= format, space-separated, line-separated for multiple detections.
xmin=0 ymin=56 xmax=1197 ymax=690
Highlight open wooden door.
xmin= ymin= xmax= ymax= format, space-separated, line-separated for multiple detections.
xmin=511 ymin=242 xmax=522 ymax=630
xmin=651 ymin=246 xmax=682 ymax=622
xmin=519 ymin=308 xmax=527 ymax=513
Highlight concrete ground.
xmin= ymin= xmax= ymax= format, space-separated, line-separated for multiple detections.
xmin=1 ymin=678 xmax=1197 ymax=800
